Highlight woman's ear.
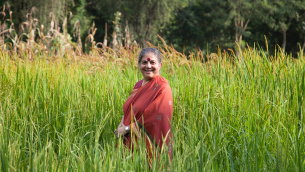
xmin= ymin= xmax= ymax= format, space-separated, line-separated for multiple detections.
xmin=160 ymin=62 xmax=162 ymax=67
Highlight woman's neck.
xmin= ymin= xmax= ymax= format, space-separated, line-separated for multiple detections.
xmin=142 ymin=79 xmax=151 ymax=86
xmin=142 ymin=75 xmax=159 ymax=86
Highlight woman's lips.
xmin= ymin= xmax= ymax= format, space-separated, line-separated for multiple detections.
xmin=145 ymin=69 xmax=154 ymax=73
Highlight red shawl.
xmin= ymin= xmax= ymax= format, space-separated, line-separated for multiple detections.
xmin=122 ymin=75 xmax=173 ymax=160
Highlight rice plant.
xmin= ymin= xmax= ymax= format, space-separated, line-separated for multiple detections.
xmin=0 ymin=41 xmax=305 ymax=171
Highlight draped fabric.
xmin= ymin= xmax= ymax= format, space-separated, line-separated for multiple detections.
xmin=122 ymin=75 xmax=173 ymax=161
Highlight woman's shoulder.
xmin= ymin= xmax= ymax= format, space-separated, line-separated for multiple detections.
xmin=133 ymin=79 xmax=143 ymax=89
xmin=156 ymin=76 xmax=171 ymax=88
xmin=156 ymin=75 xmax=168 ymax=83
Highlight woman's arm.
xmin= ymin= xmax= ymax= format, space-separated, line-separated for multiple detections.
xmin=118 ymin=116 xmax=124 ymax=128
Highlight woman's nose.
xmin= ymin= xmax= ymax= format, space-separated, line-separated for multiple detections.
xmin=146 ymin=62 xmax=151 ymax=67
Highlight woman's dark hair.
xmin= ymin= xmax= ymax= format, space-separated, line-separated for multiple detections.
xmin=138 ymin=48 xmax=162 ymax=64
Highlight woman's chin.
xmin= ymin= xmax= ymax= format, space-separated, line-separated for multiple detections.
xmin=143 ymin=74 xmax=155 ymax=80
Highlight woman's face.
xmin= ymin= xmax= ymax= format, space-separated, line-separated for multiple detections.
xmin=139 ymin=53 xmax=162 ymax=81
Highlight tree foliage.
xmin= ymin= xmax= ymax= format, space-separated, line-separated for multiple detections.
xmin=4 ymin=0 xmax=75 ymax=34
xmin=86 ymin=0 xmax=181 ymax=45
xmin=1 ymin=0 xmax=305 ymax=55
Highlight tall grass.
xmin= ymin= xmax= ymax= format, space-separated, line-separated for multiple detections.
xmin=0 ymin=45 xmax=305 ymax=171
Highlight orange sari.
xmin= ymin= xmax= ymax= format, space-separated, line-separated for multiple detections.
xmin=122 ymin=75 xmax=173 ymax=161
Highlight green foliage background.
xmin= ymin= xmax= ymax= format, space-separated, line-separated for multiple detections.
xmin=1 ymin=0 xmax=305 ymax=55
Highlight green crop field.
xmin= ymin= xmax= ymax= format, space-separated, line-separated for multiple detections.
xmin=0 ymin=45 xmax=305 ymax=171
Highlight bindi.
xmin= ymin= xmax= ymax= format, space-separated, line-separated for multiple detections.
xmin=147 ymin=58 xmax=151 ymax=61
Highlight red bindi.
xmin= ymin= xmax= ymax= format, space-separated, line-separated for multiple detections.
xmin=147 ymin=58 xmax=151 ymax=61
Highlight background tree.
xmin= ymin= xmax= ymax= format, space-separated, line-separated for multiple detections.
xmin=164 ymin=0 xmax=265 ymax=55
xmin=86 ymin=0 xmax=181 ymax=46
xmin=263 ymin=0 xmax=305 ymax=52
xmin=164 ymin=0 xmax=235 ymax=54
xmin=227 ymin=0 xmax=262 ymax=51
xmin=6 ymin=0 xmax=75 ymax=34
xmin=2 ymin=0 xmax=305 ymax=56
xmin=296 ymin=10 xmax=305 ymax=52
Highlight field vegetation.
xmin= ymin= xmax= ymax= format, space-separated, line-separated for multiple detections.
xmin=1 ymin=41 xmax=305 ymax=171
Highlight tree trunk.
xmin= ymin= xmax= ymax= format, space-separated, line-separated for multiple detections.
xmin=235 ymin=30 xmax=243 ymax=57
xmin=234 ymin=16 xmax=250 ymax=58
xmin=301 ymin=38 xmax=305 ymax=53
xmin=144 ymin=1 xmax=158 ymax=42
xmin=282 ymin=29 xmax=287 ymax=52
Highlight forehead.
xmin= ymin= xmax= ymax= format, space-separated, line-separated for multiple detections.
xmin=141 ymin=53 xmax=158 ymax=61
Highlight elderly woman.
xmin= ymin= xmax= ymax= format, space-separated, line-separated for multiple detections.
xmin=114 ymin=48 xmax=173 ymax=162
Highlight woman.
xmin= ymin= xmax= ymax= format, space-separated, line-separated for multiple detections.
xmin=114 ymin=48 xmax=173 ymax=163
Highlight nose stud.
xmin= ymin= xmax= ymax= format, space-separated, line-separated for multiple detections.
xmin=147 ymin=58 xmax=151 ymax=61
